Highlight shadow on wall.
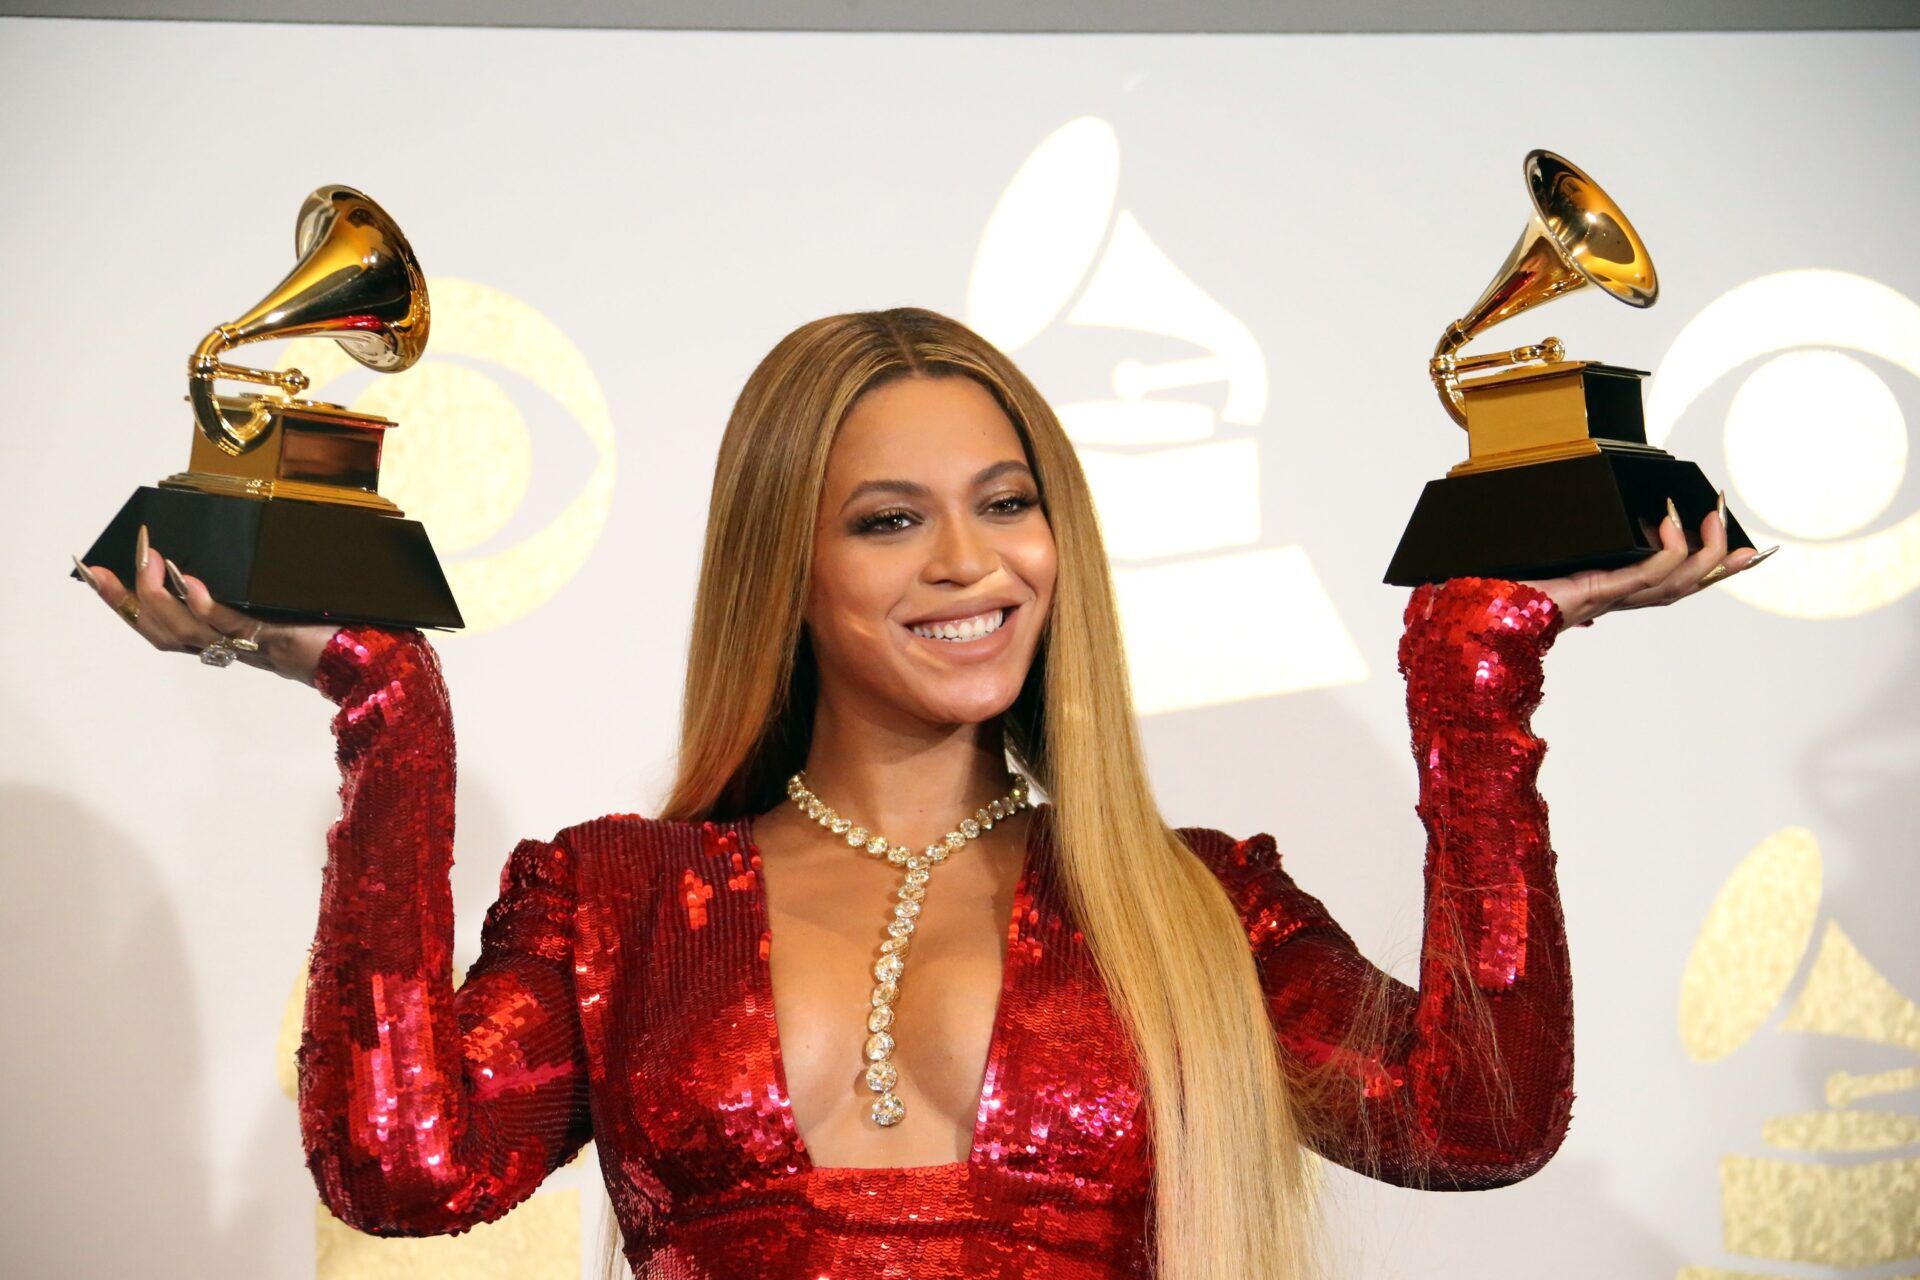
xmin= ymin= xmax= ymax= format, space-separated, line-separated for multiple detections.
xmin=1800 ymin=605 xmax=1920 ymax=1001
xmin=0 ymin=783 xmax=278 ymax=1277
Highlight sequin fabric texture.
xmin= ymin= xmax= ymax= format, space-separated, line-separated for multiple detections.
xmin=298 ymin=576 xmax=1572 ymax=1277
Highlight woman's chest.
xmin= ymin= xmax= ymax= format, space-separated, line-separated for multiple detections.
xmin=763 ymin=859 xmax=1016 ymax=1168
xmin=573 ymin=817 xmax=1152 ymax=1200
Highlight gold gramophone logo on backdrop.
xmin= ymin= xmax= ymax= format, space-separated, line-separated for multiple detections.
xmin=1678 ymin=827 xmax=1920 ymax=1275
xmin=966 ymin=116 xmax=1366 ymax=715
xmin=1649 ymin=269 xmax=1920 ymax=620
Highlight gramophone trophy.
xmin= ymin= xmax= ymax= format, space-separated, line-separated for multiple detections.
xmin=73 ymin=185 xmax=463 ymax=629
xmin=1384 ymin=150 xmax=1753 ymax=586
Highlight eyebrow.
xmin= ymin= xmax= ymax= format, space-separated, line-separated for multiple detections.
xmin=838 ymin=460 xmax=1034 ymax=512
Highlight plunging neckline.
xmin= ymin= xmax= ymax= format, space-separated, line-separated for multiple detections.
xmin=737 ymin=804 xmax=1043 ymax=1176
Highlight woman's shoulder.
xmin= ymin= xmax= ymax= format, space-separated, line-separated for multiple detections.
xmin=1171 ymin=823 xmax=1284 ymax=875
xmin=494 ymin=817 xmax=751 ymax=955
xmin=1171 ymin=823 xmax=1346 ymax=941
xmin=544 ymin=812 xmax=752 ymax=884
xmin=550 ymin=811 xmax=746 ymax=853
xmin=1170 ymin=823 xmax=1291 ymax=902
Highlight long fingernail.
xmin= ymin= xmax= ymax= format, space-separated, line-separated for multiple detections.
xmin=1715 ymin=489 xmax=1726 ymax=531
xmin=72 ymin=553 xmax=101 ymax=592
xmin=1747 ymin=545 xmax=1780 ymax=568
xmin=1665 ymin=497 xmax=1682 ymax=532
xmin=165 ymin=557 xmax=189 ymax=600
xmin=137 ymin=523 xmax=150 ymax=573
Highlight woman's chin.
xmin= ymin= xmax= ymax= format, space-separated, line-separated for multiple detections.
xmin=903 ymin=678 xmax=1024 ymax=729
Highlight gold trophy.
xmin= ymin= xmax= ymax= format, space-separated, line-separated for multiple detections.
xmin=1384 ymin=150 xmax=1753 ymax=585
xmin=73 ymin=185 xmax=463 ymax=628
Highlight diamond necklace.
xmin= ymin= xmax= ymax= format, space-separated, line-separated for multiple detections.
xmin=783 ymin=770 xmax=1031 ymax=1128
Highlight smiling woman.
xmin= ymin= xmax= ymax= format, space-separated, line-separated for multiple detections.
xmin=806 ymin=378 xmax=1057 ymax=726
xmin=79 ymin=306 xmax=1755 ymax=1279
xmin=614 ymin=310 xmax=1341 ymax=1275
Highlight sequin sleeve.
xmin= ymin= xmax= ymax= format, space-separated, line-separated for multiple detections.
xmin=297 ymin=625 xmax=593 ymax=1235
xmin=1195 ymin=575 xmax=1572 ymax=1190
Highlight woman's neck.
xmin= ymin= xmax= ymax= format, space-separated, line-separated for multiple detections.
xmin=797 ymin=695 xmax=1016 ymax=853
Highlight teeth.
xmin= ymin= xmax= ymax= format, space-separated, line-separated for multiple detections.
xmin=909 ymin=608 xmax=1005 ymax=642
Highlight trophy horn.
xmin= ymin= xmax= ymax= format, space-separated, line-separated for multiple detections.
xmin=187 ymin=185 xmax=429 ymax=456
xmin=1429 ymin=150 xmax=1657 ymax=427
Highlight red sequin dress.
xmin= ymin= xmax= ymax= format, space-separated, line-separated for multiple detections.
xmin=299 ymin=576 xmax=1572 ymax=1277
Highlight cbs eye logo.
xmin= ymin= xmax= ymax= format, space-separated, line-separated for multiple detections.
xmin=274 ymin=278 xmax=617 ymax=635
xmin=1647 ymin=268 xmax=1920 ymax=620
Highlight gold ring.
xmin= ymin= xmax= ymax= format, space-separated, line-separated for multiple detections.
xmin=115 ymin=593 xmax=141 ymax=626
xmin=217 ymin=620 xmax=264 ymax=652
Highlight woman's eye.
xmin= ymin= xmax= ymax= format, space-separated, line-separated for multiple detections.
xmin=855 ymin=508 xmax=916 ymax=534
xmin=853 ymin=494 xmax=1034 ymax=534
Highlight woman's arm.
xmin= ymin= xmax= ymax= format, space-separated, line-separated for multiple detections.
xmin=1196 ymin=575 xmax=1571 ymax=1189
xmin=298 ymin=626 xmax=593 ymax=1235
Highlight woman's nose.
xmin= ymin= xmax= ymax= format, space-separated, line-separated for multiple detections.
xmin=926 ymin=515 xmax=995 ymax=585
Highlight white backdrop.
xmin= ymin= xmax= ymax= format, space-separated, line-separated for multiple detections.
xmin=2 ymin=17 xmax=1916 ymax=1278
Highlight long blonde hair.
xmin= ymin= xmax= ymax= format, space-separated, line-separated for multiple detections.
xmin=601 ymin=307 xmax=1323 ymax=1278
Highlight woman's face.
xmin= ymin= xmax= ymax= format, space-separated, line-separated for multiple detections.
xmin=805 ymin=374 xmax=1057 ymax=731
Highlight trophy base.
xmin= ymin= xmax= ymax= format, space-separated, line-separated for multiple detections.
xmin=1383 ymin=450 xmax=1755 ymax=586
xmin=76 ymin=486 xmax=464 ymax=630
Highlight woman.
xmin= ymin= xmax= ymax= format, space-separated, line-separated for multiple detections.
xmin=75 ymin=307 xmax=1766 ymax=1279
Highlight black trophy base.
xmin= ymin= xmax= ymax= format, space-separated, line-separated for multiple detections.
xmin=1384 ymin=450 xmax=1754 ymax=587
xmin=76 ymin=486 xmax=464 ymax=630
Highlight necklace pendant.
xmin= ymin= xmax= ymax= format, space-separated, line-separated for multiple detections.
xmin=783 ymin=768 xmax=1029 ymax=1136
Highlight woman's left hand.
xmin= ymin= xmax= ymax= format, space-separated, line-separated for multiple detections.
xmin=1517 ymin=495 xmax=1777 ymax=632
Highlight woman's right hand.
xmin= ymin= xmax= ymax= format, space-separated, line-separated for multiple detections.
xmin=74 ymin=522 xmax=343 ymax=687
